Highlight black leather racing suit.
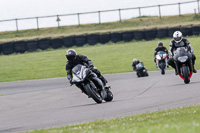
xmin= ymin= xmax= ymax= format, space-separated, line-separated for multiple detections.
xmin=167 ymin=38 xmax=196 ymax=69
xmin=132 ymin=61 xmax=140 ymax=71
xmin=65 ymin=54 xmax=107 ymax=88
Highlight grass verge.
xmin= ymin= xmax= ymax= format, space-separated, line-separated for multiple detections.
xmin=1 ymin=14 xmax=200 ymax=42
xmin=29 ymin=105 xmax=200 ymax=133
xmin=0 ymin=36 xmax=200 ymax=82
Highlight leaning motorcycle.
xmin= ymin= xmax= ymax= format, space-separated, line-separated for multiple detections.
xmin=135 ymin=62 xmax=149 ymax=77
xmin=173 ymin=47 xmax=193 ymax=84
xmin=155 ymin=51 xmax=168 ymax=75
xmin=71 ymin=64 xmax=113 ymax=103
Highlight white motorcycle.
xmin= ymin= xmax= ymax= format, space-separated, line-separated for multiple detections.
xmin=155 ymin=51 xmax=168 ymax=75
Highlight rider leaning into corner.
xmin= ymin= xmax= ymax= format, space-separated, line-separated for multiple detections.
xmin=132 ymin=59 xmax=141 ymax=71
xmin=154 ymin=42 xmax=169 ymax=63
xmin=168 ymin=31 xmax=197 ymax=75
xmin=65 ymin=49 xmax=108 ymax=93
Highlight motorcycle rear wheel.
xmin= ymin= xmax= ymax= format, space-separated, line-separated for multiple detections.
xmin=104 ymin=90 xmax=113 ymax=102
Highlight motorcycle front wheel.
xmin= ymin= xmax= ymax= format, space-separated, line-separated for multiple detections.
xmin=182 ymin=66 xmax=190 ymax=84
xmin=85 ymin=83 xmax=102 ymax=104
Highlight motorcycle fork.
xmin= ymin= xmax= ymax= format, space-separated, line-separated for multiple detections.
xmin=175 ymin=62 xmax=180 ymax=74
xmin=189 ymin=59 xmax=193 ymax=72
xmin=90 ymin=76 xmax=104 ymax=91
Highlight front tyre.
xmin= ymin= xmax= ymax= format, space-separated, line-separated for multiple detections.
xmin=182 ymin=66 xmax=190 ymax=84
xmin=85 ymin=84 xmax=102 ymax=104
xmin=104 ymin=90 xmax=113 ymax=102
xmin=160 ymin=62 xmax=165 ymax=75
xmin=161 ymin=69 xmax=165 ymax=75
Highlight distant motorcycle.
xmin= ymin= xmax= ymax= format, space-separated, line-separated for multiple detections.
xmin=135 ymin=62 xmax=149 ymax=77
xmin=173 ymin=47 xmax=193 ymax=84
xmin=71 ymin=64 xmax=113 ymax=103
xmin=155 ymin=51 xmax=168 ymax=75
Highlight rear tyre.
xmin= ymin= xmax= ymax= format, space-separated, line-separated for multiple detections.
xmin=182 ymin=66 xmax=190 ymax=84
xmin=144 ymin=69 xmax=149 ymax=77
xmin=85 ymin=84 xmax=102 ymax=104
xmin=136 ymin=72 xmax=141 ymax=77
xmin=104 ymin=90 xmax=113 ymax=102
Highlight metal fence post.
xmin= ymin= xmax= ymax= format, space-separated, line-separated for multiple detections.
xmin=119 ymin=9 xmax=122 ymax=22
xmin=138 ymin=7 xmax=141 ymax=17
xmin=57 ymin=15 xmax=60 ymax=28
xmin=36 ymin=17 xmax=39 ymax=30
xmin=178 ymin=3 xmax=181 ymax=16
xmin=98 ymin=11 xmax=101 ymax=24
xmin=158 ymin=5 xmax=161 ymax=18
xmin=15 ymin=19 xmax=19 ymax=31
xmin=197 ymin=0 xmax=200 ymax=13
xmin=77 ymin=13 xmax=80 ymax=26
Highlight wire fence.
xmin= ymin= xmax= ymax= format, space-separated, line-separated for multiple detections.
xmin=0 ymin=0 xmax=199 ymax=32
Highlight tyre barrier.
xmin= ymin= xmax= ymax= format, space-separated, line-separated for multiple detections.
xmin=145 ymin=29 xmax=157 ymax=40
xmin=99 ymin=33 xmax=110 ymax=44
xmin=0 ymin=45 xmax=2 ymax=54
xmin=38 ymin=38 xmax=51 ymax=50
xmin=87 ymin=34 xmax=99 ymax=45
xmin=75 ymin=35 xmax=87 ymax=46
xmin=192 ymin=25 xmax=200 ymax=35
xmin=134 ymin=30 xmax=145 ymax=40
xmin=156 ymin=28 xmax=169 ymax=38
xmin=1 ymin=25 xmax=200 ymax=56
xmin=63 ymin=36 xmax=75 ymax=48
xmin=1 ymin=42 xmax=15 ymax=55
xmin=111 ymin=32 xmax=122 ymax=43
xmin=14 ymin=41 xmax=27 ymax=53
xmin=168 ymin=27 xmax=180 ymax=37
xmin=180 ymin=27 xmax=192 ymax=36
xmin=51 ymin=38 xmax=63 ymax=49
xmin=122 ymin=31 xmax=134 ymax=42
xmin=26 ymin=40 xmax=38 ymax=52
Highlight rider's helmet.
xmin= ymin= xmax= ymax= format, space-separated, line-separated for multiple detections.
xmin=133 ymin=58 xmax=139 ymax=65
xmin=66 ymin=49 xmax=77 ymax=61
xmin=158 ymin=42 xmax=163 ymax=48
xmin=173 ymin=31 xmax=183 ymax=43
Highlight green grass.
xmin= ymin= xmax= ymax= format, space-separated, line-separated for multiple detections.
xmin=0 ymin=36 xmax=200 ymax=82
xmin=1 ymin=14 xmax=200 ymax=42
xmin=29 ymin=105 xmax=200 ymax=133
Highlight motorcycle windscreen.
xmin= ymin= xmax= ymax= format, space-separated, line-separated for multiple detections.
xmin=72 ymin=64 xmax=82 ymax=75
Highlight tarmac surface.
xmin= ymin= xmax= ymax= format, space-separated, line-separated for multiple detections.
xmin=0 ymin=70 xmax=200 ymax=133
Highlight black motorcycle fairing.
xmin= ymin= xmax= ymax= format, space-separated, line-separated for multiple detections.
xmin=173 ymin=48 xmax=193 ymax=74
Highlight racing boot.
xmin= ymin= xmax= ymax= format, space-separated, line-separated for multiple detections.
xmin=193 ymin=66 xmax=197 ymax=73
xmin=99 ymin=75 xmax=108 ymax=86
xmin=175 ymin=69 xmax=178 ymax=75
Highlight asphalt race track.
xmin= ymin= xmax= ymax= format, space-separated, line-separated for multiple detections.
xmin=0 ymin=70 xmax=200 ymax=133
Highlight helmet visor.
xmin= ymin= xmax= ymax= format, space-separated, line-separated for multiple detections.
xmin=174 ymin=37 xmax=181 ymax=41
xmin=67 ymin=55 xmax=75 ymax=61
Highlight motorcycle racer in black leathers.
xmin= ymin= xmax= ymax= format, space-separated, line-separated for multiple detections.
xmin=65 ymin=49 xmax=108 ymax=93
xmin=167 ymin=31 xmax=197 ymax=75
xmin=154 ymin=42 xmax=169 ymax=63
xmin=132 ymin=59 xmax=140 ymax=71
